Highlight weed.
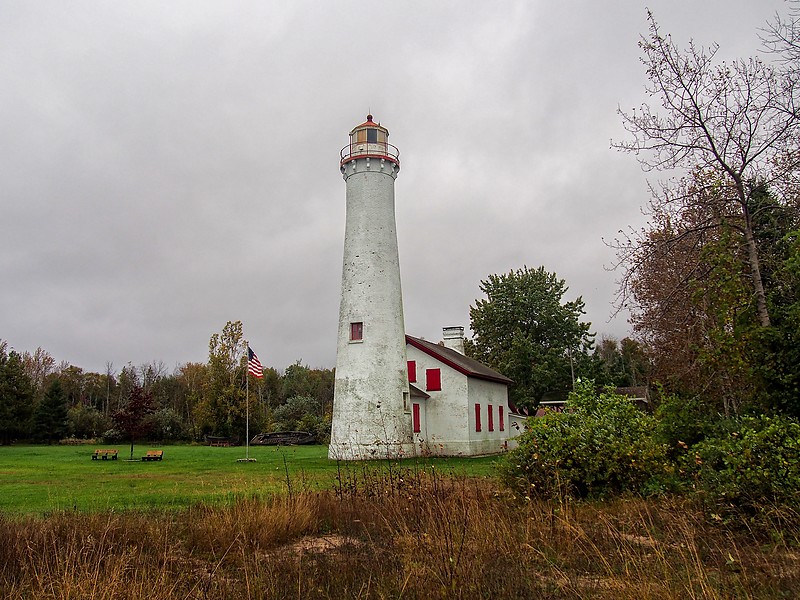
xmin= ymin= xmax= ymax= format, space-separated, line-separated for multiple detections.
xmin=1 ymin=470 xmax=798 ymax=598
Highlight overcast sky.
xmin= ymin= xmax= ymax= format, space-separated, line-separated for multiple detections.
xmin=0 ymin=0 xmax=788 ymax=374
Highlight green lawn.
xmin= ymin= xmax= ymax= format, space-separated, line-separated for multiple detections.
xmin=0 ymin=444 xmax=502 ymax=515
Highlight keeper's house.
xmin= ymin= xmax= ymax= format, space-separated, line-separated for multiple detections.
xmin=406 ymin=327 xmax=513 ymax=456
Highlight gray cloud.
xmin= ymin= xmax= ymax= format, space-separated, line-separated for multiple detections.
xmin=0 ymin=0 xmax=785 ymax=372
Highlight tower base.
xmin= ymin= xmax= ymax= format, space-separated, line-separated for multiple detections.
xmin=328 ymin=440 xmax=416 ymax=461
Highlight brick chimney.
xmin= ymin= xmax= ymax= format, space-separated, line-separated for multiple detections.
xmin=442 ymin=326 xmax=465 ymax=354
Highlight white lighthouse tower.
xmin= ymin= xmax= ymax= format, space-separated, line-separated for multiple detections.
xmin=329 ymin=115 xmax=411 ymax=460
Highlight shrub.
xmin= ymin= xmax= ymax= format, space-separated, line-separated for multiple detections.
xmin=272 ymin=395 xmax=330 ymax=442
xmin=654 ymin=391 xmax=718 ymax=459
xmin=502 ymin=381 xmax=671 ymax=499
xmin=150 ymin=407 xmax=186 ymax=441
xmin=690 ymin=414 xmax=800 ymax=519
xmin=67 ymin=405 xmax=109 ymax=439
xmin=101 ymin=428 xmax=123 ymax=443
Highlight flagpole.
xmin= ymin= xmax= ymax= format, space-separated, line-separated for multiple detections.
xmin=241 ymin=341 xmax=260 ymax=463
xmin=245 ymin=340 xmax=250 ymax=461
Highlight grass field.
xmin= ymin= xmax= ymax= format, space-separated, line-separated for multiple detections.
xmin=2 ymin=444 xmax=798 ymax=598
xmin=0 ymin=443 xmax=501 ymax=515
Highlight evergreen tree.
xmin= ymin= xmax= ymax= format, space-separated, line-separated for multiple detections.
xmin=33 ymin=379 xmax=68 ymax=443
xmin=0 ymin=341 xmax=35 ymax=444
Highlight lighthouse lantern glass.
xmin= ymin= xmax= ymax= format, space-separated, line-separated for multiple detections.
xmin=353 ymin=127 xmax=385 ymax=145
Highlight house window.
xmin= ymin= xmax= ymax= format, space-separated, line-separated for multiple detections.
xmin=488 ymin=404 xmax=494 ymax=432
xmin=426 ymin=368 xmax=441 ymax=391
xmin=350 ymin=322 xmax=363 ymax=341
xmin=412 ymin=403 xmax=421 ymax=434
xmin=499 ymin=406 xmax=505 ymax=432
xmin=407 ymin=360 xmax=417 ymax=383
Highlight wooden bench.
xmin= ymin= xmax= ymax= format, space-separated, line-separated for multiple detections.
xmin=92 ymin=449 xmax=118 ymax=460
xmin=207 ymin=436 xmax=235 ymax=447
xmin=141 ymin=450 xmax=163 ymax=461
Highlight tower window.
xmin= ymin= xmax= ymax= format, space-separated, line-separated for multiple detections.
xmin=367 ymin=128 xmax=378 ymax=143
xmin=425 ymin=368 xmax=441 ymax=391
xmin=350 ymin=322 xmax=363 ymax=341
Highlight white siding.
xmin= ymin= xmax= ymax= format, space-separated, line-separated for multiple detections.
xmin=405 ymin=344 xmax=511 ymax=456
xmin=467 ymin=377 xmax=512 ymax=456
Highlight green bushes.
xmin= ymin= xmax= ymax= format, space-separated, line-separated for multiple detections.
xmin=654 ymin=392 xmax=715 ymax=456
xmin=503 ymin=383 xmax=800 ymax=523
xmin=271 ymin=395 xmax=331 ymax=444
xmin=67 ymin=404 xmax=109 ymax=439
xmin=502 ymin=382 xmax=670 ymax=499
xmin=690 ymin=415 xmax=800 ymax=518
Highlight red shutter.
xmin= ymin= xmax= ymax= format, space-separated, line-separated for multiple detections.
xmin=407 ymin=360 xmax=416 ymax=383
xmin=488 ymin=404 xmax=494 ymax=432
xmin=426 ymin=368 xmax=441 ymax=391
xmin=499 ymin=406 xmax=505 ymax=432
xmin=475 ymin=403 xmax=481 ymax=432
xmin=412 ymin=403 xmax=421 ymax=433
xmin=350 ymin=322 xmax=363 ymax=341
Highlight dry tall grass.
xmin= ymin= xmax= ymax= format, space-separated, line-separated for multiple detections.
xmin=0 ymin=466 xmax=797 ymax=599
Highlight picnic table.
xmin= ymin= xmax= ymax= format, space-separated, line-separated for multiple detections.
xmin=141 ymin=450 xmax=163 ymax=461
xmin=92 ymin=449 xmax=118 ymax=460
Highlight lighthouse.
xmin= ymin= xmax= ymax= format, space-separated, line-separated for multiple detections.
xmin=329 ymin=115 xmax=411 ymax=460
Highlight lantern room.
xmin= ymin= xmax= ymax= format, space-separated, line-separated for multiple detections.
xmin=340 ymin=114 xmax=400 ymax=167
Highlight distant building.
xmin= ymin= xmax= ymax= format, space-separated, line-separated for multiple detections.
xmin=531 ymin=386 xmax=651 ymax=418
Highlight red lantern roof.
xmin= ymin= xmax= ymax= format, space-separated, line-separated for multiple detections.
xmin=352 ymin=114 xmax=386 ymax=130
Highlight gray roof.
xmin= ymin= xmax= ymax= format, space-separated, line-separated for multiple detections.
xmin=406 ymin=335 xmax=513 ymax=385
xmin=409 ymin=383 xmax=430 ymax=399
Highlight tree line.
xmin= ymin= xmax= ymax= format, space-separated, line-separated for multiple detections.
xmin=1 ymin=307 xmax=645 ymax=446
xmin=0 ymin=310 xmax=647 ymax=444
xmin=0 ymin=320 xmax=333 ymax=445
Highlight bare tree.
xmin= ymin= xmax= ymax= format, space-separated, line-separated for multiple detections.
xmin=762 ymin=1 xmax=800 ymax=72
xmin=613 ymin=11 xmax=799 ymax=327
xmin=21 ymin=347 xmax=57 ymax=394
xmin=104 ymin=361 xmax=115 ymax=417
xmin=139 ymin=360 xmax=167 ymax=391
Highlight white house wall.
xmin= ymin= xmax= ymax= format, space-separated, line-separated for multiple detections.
xmin=411 ymin=345 xmax=468 ymax=455
xmin=406 ymin=344 xmax=511 ymax=456
xmin=467 ymin=377 xmax=511 ymax=455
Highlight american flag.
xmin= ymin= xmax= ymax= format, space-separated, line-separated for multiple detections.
xmin=247 ymin=347 xmax=264 ymax=379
